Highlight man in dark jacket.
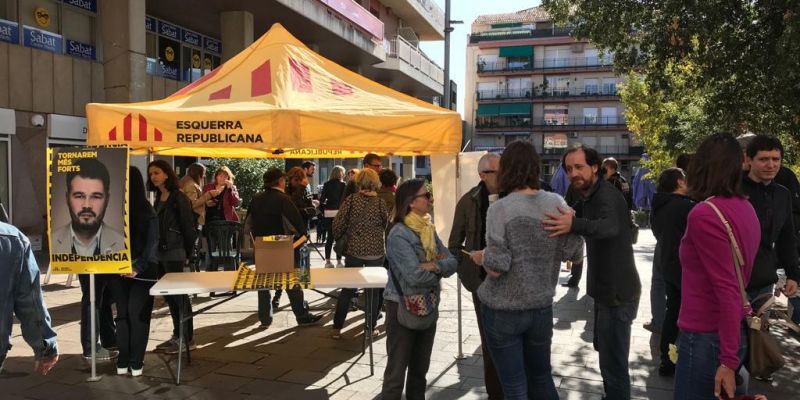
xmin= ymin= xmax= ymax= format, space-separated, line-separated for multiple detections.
xmin=650 ymin=168 xmax=695 ymax=376
xmin=448 ymin=152 xmax=503 ymax=399
xmin=544 ymin=145 xmax=641 ymax=400
xmin=603 ymin=157 xmax=633 ymax=210
xmin=742 ymin=136 xmax=799 ymax=304
xmin=248 ymin=168 xmax=322 ymax=327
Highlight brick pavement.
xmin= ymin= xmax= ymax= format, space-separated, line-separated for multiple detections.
xmin=2 ymin=230 xmax=799 ymax=399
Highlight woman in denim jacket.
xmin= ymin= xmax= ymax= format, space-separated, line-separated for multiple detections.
xmin=381 ymin=179 xmax=457 ymax=400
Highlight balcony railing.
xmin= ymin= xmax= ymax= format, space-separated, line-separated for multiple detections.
xmin=412 ymin=0 xmax=445 ymax=28
xmin=386 ymin=35 xmax=444 ymax=85
xmin=469 ymin=27 xmax=574 ymax=43
xmin=477 ymin=86 xmax=619 ymax=100
xmin=476 ymin=116 xmax=626 ymax=129
xmin=543 ymin=145 xmax=635 ymax=156
xmin=477 ymin=56 xmax=614 ymax=73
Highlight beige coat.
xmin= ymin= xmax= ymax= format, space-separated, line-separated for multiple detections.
xmin=181 ymin=180 xmax=213 ymax=225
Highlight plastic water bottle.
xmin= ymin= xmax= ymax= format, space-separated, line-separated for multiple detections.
xmin=298 ymin=244 xmax=310 ymax=284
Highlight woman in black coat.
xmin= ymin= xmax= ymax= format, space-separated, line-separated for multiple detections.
xmin=108 ymin=167 xmax=159 ymax=376
xmin=147 ymin=160 xmax=198 ymax=355
xmin=320 ymin=166 xmax=346 ymax=266
xmin=650 ymin=167 xmax=695 ymax=376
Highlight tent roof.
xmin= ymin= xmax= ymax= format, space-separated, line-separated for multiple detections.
xmin=86 ymin=24 xmax=461 ymax=158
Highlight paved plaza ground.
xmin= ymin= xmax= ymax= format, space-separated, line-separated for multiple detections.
xmin=2 ymin=230 xmax=799 ymax=399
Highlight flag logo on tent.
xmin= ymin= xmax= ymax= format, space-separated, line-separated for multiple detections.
xmin=107 ymin=114 xmax=163 ymax=143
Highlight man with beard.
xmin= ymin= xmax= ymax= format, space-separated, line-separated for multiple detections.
xmin=543 ymin=145 xmax=641 ymax=400
xmin=51 ymin=157 xmax=124 ymax=361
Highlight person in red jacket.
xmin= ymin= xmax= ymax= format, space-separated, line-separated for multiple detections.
xmin=203 ymin=166 xmax=241 ymax=222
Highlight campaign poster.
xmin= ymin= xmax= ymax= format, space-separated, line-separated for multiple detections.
xmin=47 ymin=146 xmax=131 ymax=274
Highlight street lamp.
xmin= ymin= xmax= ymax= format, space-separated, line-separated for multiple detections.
xmin=443 ymin=0 xmax=462 ymax=111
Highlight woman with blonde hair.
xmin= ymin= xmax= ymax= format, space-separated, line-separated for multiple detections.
xmin=180 ymin=163 xmax=219 ymax=226
xmin=331 ymin=169 xmax=389 ymax=338
xmin=202 ymin=166 xmax=241 ymax=222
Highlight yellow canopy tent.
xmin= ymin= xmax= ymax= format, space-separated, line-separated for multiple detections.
xmin=86 ymin=24 xmax=461 ymax=158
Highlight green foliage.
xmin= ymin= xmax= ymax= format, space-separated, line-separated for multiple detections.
xmin=203 ymin=158 xmax=284 ymax=209
xmin=543 ymin=0 xmax=800 ymax=170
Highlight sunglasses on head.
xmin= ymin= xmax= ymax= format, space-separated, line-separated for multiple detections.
xmin=414 ymin=192 xmax=433 ymax=200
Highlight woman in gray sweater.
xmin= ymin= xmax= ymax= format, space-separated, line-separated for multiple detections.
xmin=471 ymin=141 xmax=584 ymax=400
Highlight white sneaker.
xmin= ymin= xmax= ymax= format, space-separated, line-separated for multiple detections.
xmin=325 ymin=261 xmax=334 ymax=268
xmin=130 ymin=367 xmax=143 ymax=377
xmin=336 ymin=261 xmax=344 ymax=268
xmin=116 ymin=367 xmax=128 ymax=375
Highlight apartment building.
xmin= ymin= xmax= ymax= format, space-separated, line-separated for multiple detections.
xmin=0 ymin=0 xmax=444 ymax=249
xmin=465 ymin=7 xmax=642 ymax=182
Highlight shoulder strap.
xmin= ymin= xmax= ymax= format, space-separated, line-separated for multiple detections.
xmin=387 ymin=262 xmax=405 ymax=297
xmin=703 ymin=199 xmax=751 ymax=312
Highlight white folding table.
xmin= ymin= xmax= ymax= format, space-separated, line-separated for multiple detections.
xmin=150 ymin=267 xmax=388 ymax=384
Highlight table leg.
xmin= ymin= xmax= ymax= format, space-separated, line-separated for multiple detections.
xmin=176 ymin=296 xmax=184 ymax=385
xmin=366 ymin=288 xmax=374 ymax=376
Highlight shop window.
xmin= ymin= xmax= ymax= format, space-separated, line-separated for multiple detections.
xmin=182 ymin=45 xmax=202 ymax=82
xmin=62 ymin=6 xmax=96 ymax=60
xmin=158 ymin=36 xmax=180 ymax=80
xmin=20 ymin=0 xmax=60 ymax=34
xmin=1 ymin=0 xmax=17 ymax=21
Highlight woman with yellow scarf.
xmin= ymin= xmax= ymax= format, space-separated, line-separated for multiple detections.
xmin=381 ymin=179 xmax=457 ymax=400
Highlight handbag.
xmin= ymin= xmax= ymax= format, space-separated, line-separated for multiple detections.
xmin=387 ymin=261 xmax=439 ymax=330
xmin=705 ymin=199 xmax=785 ymax=377
xmin=333 ymin=197 xmax=354 ymax=255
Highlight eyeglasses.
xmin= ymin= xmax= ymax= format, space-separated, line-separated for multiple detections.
xmin=414 ymin=192 xmax=433 ymax=200
xmin=481 ymin=170 xmax=497 ymax=174
xmin=368 ymin=163 xmax=382 ymax=169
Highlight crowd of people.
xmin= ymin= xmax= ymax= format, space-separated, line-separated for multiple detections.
xmin=4 ymin=134 xmax=800 ymax=399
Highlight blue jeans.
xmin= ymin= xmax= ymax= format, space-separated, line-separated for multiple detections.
xmin=594 ymin=300 xmax=639 ymax=400
xmin=674 ymin=329 xmax=748 ymax=399
xmin=481 ymin=304 xmax=558 ymax=400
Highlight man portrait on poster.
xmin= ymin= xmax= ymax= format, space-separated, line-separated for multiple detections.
xmin=51 ymin=157 xmax=125 ymax=256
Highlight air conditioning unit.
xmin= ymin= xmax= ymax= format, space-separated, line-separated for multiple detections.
xmin=570 ymin=44 xmax=584 ymax=53
xmin=569 ymin=132 xmax=579 ymax=139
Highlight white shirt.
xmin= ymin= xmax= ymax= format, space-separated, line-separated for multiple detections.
xmin=70 ymin=225 xmax=103 ymax=256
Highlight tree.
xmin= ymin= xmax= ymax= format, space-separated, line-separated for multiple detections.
xmin=543 ymin=0 xmax=800 ymax=169
xmin=203 ymin=158 xmax=284 ymax=209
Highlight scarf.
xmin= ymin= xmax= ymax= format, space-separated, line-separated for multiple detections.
xmin=404 ymin=212 xmax=437 ymax=261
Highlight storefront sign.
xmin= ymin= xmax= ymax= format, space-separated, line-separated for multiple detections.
xmin=183 ymin=29 xmax=201 ymax=47
xmin=64 ymin=0 xmax=97 ymax=13
xmin=0 ymin=19 xmax=18 ymax=44
xmin=34 ymin=6 xmax=51 ymax=28
xmin=158 ymin=37 xmax=180 ymax=80
xmin=158 ymin=20 xmax=181 ymax=40
xmin=47 ymin=114 xmax=87 ymax=140
xmin=204 ymin=37 xmax=220 ymax=54
xmin=145 ymin=15 xmax=156 ymax=33
xmin=23 ymin=26 xmax=63 ymax=54
xmin=66 ymin=39 xmax=95 ymax=60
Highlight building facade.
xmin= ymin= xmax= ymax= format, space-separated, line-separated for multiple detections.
xmin=465 ymin=7 xmax=642 ymax=182
xmin=0 ymin=0 xmax=444 ymax=250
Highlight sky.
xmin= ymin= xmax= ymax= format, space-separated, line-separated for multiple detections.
xmin=419 ymin=1 xmax=543 ymax=117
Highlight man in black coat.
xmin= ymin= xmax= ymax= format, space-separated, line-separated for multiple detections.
xmin=248 ymin=168 xmax=322 ymax=327
xmin=544 ymin=145 xmax=641 ymax=400
xmin=650 ymin=168 xmax=695 ymax=376
xmin=448 ymin=152 xmax=503 ymax=399
xmin=741 ymin=136 xmax=799 ymax=306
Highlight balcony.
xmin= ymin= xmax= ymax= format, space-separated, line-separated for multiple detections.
xmin=477 ymin=86 xmax=619 ymax=102
xmin=469 ymin=27 xmax=574 ymax=44
xmin=477 ymin=56 xmax=614 ymax=75
xmin=475 ymin=116 xmax=627 ymax=131
xmin=380 ymin=0 xmax=445 ymax=40
xmin=542 ymin=145 xmax=638 ymax=156
xmin=373 ymin=35 xmax=444 ymax=96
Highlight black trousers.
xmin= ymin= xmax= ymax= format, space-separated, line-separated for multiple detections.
xmin=79 ymin=274 xmax=116 ymax=356
xmin=322 ymin=217 xmax=339 ymax=261
xmin=107 ymin=275 xmax=155 ymax=369
xmin=381 ymin=301 xmax=437 ymax=400
xmin=660 ymin=280 xmax=681 ymax=366
xmin=160 ymin=261 xmax=193 ymax=341
xmin=566 ymin=261 xmax=583 ymax=286
xmin=257 ymin=288 xmax=310 ymax=324
xmin=472 ymin=292 xmax=505 ymax=399
xmin=332 ymin=255 xmax=384 ymax=329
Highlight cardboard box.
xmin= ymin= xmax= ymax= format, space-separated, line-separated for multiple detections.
xmin=254 ymin=235 xmax=295 ymax=273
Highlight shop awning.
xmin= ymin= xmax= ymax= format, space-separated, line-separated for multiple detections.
xmin=85 ymin=24 xmax=461 ymax=158
xmin=499 ymin=45 xmax=533 ymax=58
